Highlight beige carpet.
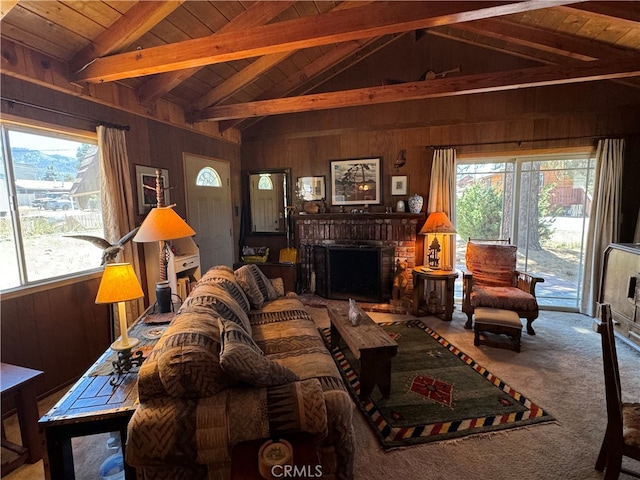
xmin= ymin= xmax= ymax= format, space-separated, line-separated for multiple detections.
xmin=4 ymin=307 xmax=639 ymax=480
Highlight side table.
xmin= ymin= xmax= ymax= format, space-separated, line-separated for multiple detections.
xmin=39 ymin=307 xmax=174 ymax=480
xmin=412 ymin=267 xmax=459 ymax=321
xmin=1 ymin=363 xmax=44 ymax=475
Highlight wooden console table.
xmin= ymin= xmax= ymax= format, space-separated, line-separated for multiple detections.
xmin=1 ymin=363 xmax=44 ymax=476
xmin=327 ymin=304 xmax=398 ymax=398
xmin=39 ymin=307 xmax=174 ymax=480
xmin=412 ymin=267 xmax=459 ymax=321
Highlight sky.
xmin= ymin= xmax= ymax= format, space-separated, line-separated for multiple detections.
xmin=7 ymin=131 xmax=84 ymax=158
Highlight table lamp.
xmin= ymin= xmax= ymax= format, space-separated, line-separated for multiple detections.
xmin=419 ymin=212 xmax=457 ymax=270
xmin=95 ymin=263 xmax=145 ymax=384
xmin=133 ymin=205 xmax=195 ymax=313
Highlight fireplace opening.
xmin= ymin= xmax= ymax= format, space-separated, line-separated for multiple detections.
xmin=313 ymin=243 xmax=394 ymax=302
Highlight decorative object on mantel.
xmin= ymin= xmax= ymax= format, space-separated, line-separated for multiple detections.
xmin=394 ymin=149 xmax=406 ymax=170
xmin=407 ymin=193 xmax=424 ymax=213
xmin=419 ymin=211 xmax=457 ymax=270
xmin=304 ymin=202 xmax=320 ymax=214
xmin=396 ymin=200 xmax=405 ymax=212
xmin=391 ymin=175 xmax=407 ymax=195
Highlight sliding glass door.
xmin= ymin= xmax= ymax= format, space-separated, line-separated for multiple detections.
xmin=455 ymin=153 xmax=595 ymax=309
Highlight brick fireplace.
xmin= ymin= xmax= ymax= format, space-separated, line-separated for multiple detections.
xmin=294 ymin=213 xmax=423 ymax=301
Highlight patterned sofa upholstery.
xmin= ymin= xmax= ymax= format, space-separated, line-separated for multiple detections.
xmin=462 ymin=241 xmax=544 ymax=335
xmin=126 ymin=264 xmax=355 ymax=480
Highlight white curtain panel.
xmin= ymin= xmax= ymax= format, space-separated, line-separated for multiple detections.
xmin=97 ymin=125 xmax=144 ymax=323
xmin=580 ymin=138 xmax=625 ymax=316
xmin=428 ymin=148 xmax=457 ymax=269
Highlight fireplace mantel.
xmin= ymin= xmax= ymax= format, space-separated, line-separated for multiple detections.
xmin=294 ymin=212 xmax=423 ymax=221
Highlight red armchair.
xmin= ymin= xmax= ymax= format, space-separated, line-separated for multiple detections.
xmin=462 ymin=241 xmax=544 ymax=335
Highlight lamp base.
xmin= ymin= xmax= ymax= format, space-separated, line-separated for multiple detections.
xmin=109 ymin=338 xmax=143 ymax=386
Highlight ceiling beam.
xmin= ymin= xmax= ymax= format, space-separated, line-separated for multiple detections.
xmin=565 ymin=2 xmax=640 ymax=22
xmin=70 ymin=1 xmax=185 ymax=75
xmin=136 ymin=1 xmax=295 ymax=106
xmin=220 ymin=34 xmax=404 ymax=132
xmin=193 ymin=59 xmax=640 ymax=122
xmin=0 ymin=0 xmax=18 ymax=20
xmin=73 ymin=0 xmax=584 ymax=83
xmin=453 ymin=18 xmax=638 ymax=62
xmin=184 ymin=1 xmax=374 ymax=113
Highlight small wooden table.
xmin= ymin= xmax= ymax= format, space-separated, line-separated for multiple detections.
xmin=327 ymin=304 xmax=398 ymax=398
xmin=412 ymin=267 xmax=459 ymax=321
xmin=1 ymin=363 xmax=44 ymax=476
xmin=39 ymin=307 xmax=174 ymax=480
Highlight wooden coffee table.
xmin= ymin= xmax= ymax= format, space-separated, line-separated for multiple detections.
xmin=327 ymin=304 xmax=398 ymax=398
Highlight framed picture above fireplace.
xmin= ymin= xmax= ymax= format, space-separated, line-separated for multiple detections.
xmin=330 ymin=157 xmax=381 ymax=206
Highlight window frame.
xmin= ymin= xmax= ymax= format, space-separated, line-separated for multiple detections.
xmin=0 ymin=118 xmax=103 ymax=293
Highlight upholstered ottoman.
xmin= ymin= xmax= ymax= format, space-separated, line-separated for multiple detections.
xmin=473 ymin=307 xmax=522 ymax=352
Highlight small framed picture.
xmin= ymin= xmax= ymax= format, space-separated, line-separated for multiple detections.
xmin=391 ymin=175 xmax=407 ymax=195
xmin=136 ymin=165 xmax=170 ymax=214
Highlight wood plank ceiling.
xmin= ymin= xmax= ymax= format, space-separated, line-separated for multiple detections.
xmin=1 ymin=1 xmax=639 ymax=133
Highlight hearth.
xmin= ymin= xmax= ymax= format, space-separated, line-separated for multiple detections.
xmin=313 ymin=243 xmax=394 ymax=302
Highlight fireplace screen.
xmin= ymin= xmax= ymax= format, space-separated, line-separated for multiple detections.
xmin=313 ymin=244 xmax=394 ymax=302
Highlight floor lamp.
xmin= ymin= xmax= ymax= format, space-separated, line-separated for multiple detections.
xmin=133 ymin=205 xmax=195 ymax=313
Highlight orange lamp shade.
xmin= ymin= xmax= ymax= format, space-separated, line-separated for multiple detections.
xmin=419 ymin=211 xmax=457 ymax=235
xmin=133 ymin=206 xmax=195 ymax=243
xmin=95 ymin=263 xmax=144 ymax=304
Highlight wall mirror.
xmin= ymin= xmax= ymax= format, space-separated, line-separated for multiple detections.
xmin=297 ymin=176 xmax=326 ymax=201
xmin=249 ymin=169 xmax=290 ymax=234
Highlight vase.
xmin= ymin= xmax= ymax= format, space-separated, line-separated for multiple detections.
xmin=408 ymin=194 xmax=423 ymax=213
xmin=396 ymin=200 xmax=405 ymax=213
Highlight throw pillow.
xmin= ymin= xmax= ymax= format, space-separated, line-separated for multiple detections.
xmin=269 ymin=277 xmax=285 ymax=297
xmin=181 ymin=282 xmax=252 ymax=335
xmin=196 ymin=265 xmax=251 ymax=314
xmin=234 ymin=264 xmax=278 ymax=309
xmin=157 ymin=310 xmax=237 ymax=397
xmin=218 ymin=317 xmax=298 ymax=387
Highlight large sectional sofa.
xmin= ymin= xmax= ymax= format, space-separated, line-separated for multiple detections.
xmin=126 ymin=264 xmax=355 ymax=480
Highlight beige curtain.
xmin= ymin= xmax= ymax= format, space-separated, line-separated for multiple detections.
xmin=97 ymin=126 xmax=144 ymax=325
xmin=580 ymin=138 xmax=625 ymax=316
xmin=428 ymin=148 xmax=457 ymax=269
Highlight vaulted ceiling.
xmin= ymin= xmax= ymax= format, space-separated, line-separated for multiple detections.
xmin=1 ymin=1 xmax=639 ymax=134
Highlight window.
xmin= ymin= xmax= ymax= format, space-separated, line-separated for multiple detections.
xmin=257 ymin=173 xmax=273 ymax=190
xmin=455 ymin=152 xmax=595 ymax=309
xmin=0 ymin=122 xmax=103 ymax=290
xmin=195 ymin=167 xmax=221 ymax=187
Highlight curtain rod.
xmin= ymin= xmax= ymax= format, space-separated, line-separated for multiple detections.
xmin=425 ymin=133 xmax=625 ymax=150
xmin=1 ymin=96 xmax=130 ymax=131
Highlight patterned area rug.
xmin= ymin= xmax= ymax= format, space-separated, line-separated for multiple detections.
xmin=322 ymin=320 xmax=555 ymax=449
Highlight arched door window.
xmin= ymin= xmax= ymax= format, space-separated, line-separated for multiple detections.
xmin=258 ymin=174 xmax=273 ymax=190
xmin=196 ymin=167 xmax=221 ymax=187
